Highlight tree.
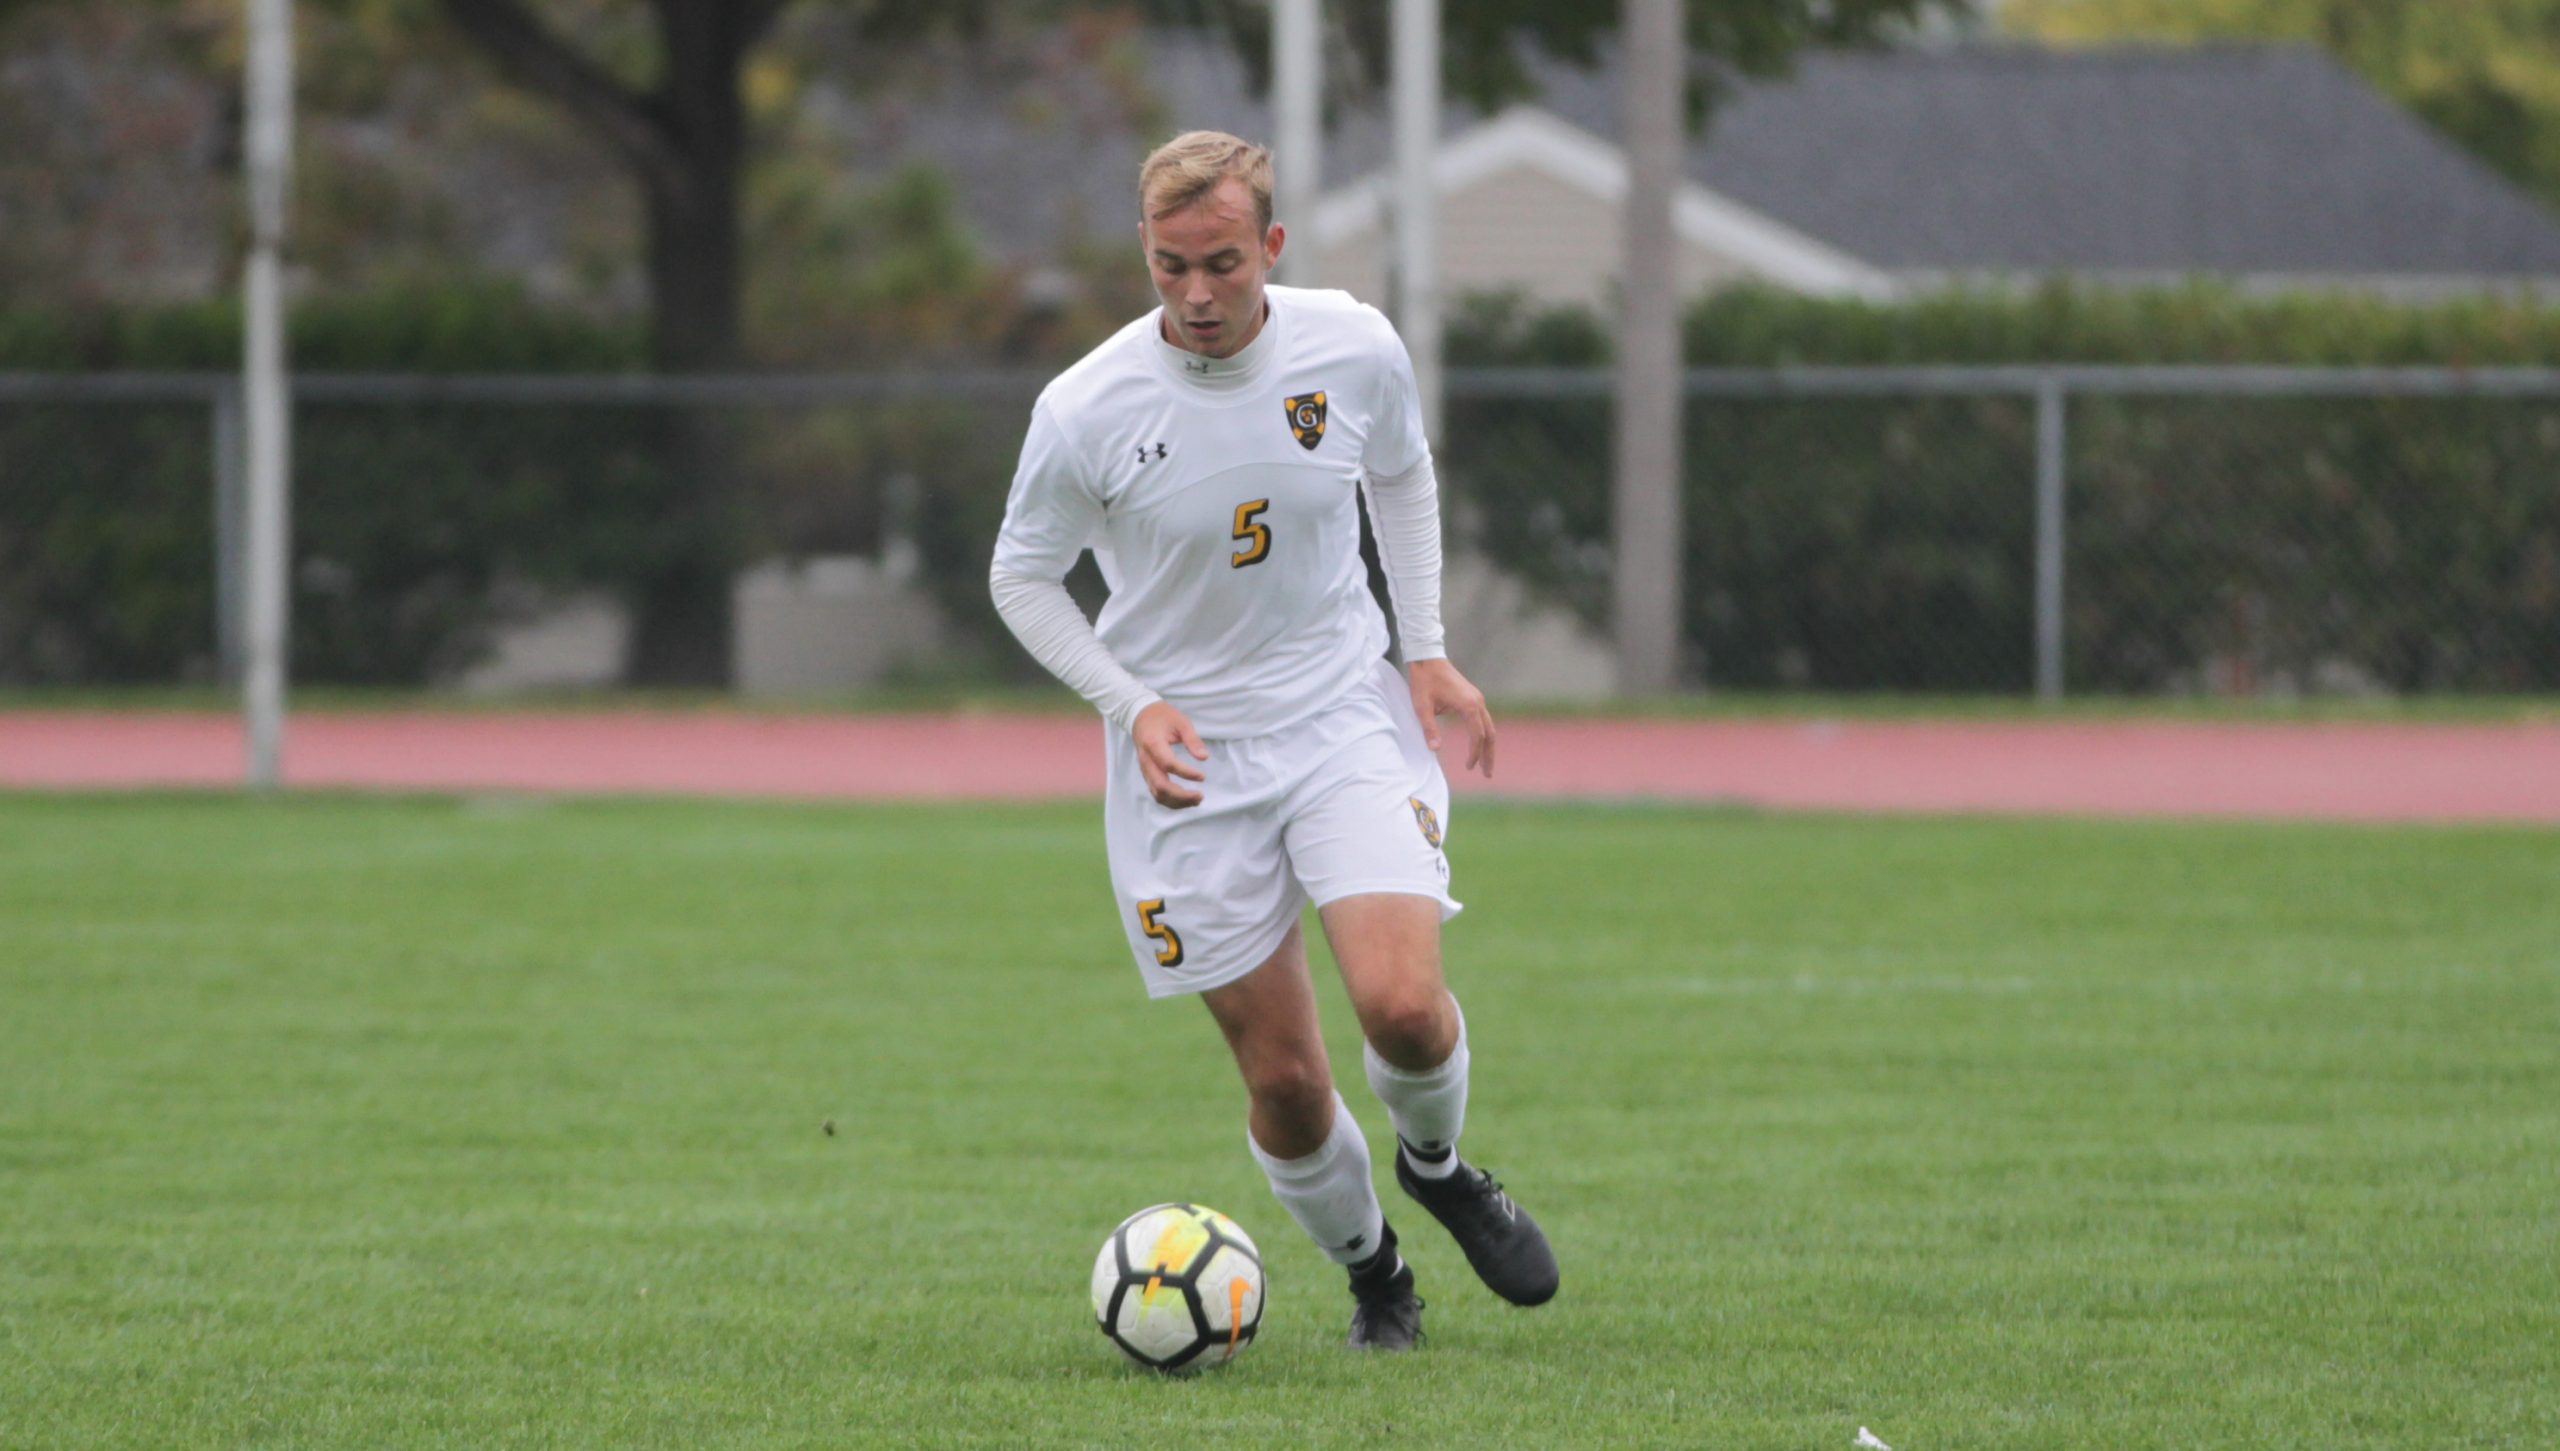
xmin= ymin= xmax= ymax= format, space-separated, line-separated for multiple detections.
xmin=2004 ymin=0 xmax=2560 ymax=213
xmin=1179 ymin=0 xmax=1969 ymax=113
xmin=435 ymin=0 xmax=988 ymax=373
xmin=422 ymin=0 xmax=984 ymax=682
xmin=425 ymin=0 xmax=1966 ymax=683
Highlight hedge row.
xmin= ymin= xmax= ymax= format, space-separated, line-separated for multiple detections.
xmin=1 ymin=284 xmax=673 ymax=684
xmin=1450 ymin=283 xmax=2560 ymax=368
xmin=0 ymin=282 xmax=645 ymax=372
xmin=10 ymin=282 xmax=2560 ymax=689
xmin=1444 ymin=286 xmax=2560 ymax=693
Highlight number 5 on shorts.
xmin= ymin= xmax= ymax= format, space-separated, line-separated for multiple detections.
xmin=1137 ymin=898 xmax=1184 ymax=967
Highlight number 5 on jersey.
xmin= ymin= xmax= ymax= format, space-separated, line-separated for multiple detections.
xmin=1230 ymin=499 xmax=1271 ymax=568
xmin=1137 ymin=898 xmax=1184 ymax=966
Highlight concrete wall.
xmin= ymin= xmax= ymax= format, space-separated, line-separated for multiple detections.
xmin=454 ymin=555 xmax=953 ymax=697
xmin=1437 ymin=550 xmax=1618 ymax=701
xmin=455 ymin=591 xmax=628 ymax=694
xmin=731 ymin=554 xmax=949 ymax=697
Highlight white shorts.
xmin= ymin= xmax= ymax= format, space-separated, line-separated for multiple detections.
xmin=1103 ymin=658 xmax=1460 ymax=998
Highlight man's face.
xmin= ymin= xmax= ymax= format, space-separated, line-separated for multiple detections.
xmin=1142 ymin=177 xmax=1285 ymax=359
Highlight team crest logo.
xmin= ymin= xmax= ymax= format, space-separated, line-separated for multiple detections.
xmin=1285 ymin=391 xmax=1328 ymax=451
xmin=1408 ymin=796 xmax=1442 ymax=849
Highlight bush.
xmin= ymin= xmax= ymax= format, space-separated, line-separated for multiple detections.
xmin=0 ymin=264 xmax=1098 ymax=688
xmin=1443 ymin=285 xmax=2560 ymax=693
xmin=0 ymin=281 xmax=664 ymax=685
xmin=20 ymin=278 xmax=2558 ymax=693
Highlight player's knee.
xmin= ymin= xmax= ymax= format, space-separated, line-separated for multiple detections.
xmin=1360 ymin=988 xmax=1454 ymax=1069
xmin=1241 ymin=1053 xmax=1333 ymax=1127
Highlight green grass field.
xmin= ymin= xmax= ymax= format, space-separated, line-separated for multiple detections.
xmin=4 ymin=794 xmax=2555 ymax=1449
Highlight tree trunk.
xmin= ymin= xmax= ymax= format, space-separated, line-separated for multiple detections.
xmin=621 ymin=173 xmax=742 ymax=685
xmin=1614 ymin=0 xmax=1685 ymax=693
xmin=645 ymin=2 xmax=748 ymax=373
xmin=436 ymin=0 xmax=787 ymax=687
xmin=624 ymin=8 xmax=750 ymax=685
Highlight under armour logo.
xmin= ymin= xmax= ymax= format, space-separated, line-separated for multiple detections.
xmin=1137 ymin=441 xmax=1167 ymax=463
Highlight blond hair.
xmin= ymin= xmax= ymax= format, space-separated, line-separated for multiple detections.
xmin=1139 ymin=130 xmax=1275 ymax=232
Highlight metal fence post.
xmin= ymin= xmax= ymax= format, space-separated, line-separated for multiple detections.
xmin=1391 ymin=0 xmax=1442 ymax=442
xmin=242 ymin=0 xmax=294 ymax=790
xmin=2033 ymin=373 xmax=2067 ymax=702
xmin=1272 ymin=0 xmax=1322 ymax=289
xmin=212 ymin=382 xmax=245 ymax=686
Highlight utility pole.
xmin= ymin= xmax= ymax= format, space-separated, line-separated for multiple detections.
xmin=1613 ymin=0 xmax=1683 ymax=693
xmin=243 ymin=0 xmax=295 ymax=788
xmin=1392 ymin=0 xmax=1441 ymax=440
xmin=1273 ymin=0 xmax=1323 ymax=287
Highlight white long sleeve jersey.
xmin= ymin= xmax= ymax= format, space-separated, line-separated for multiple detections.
xmin=989 ymin=285 xmax=1443 ymax=739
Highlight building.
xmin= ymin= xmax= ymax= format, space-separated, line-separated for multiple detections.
xmin=883 ymin=34 xmax=2560 ymax=308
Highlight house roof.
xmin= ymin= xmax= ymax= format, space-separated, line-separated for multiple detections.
xmin=1674 ymin=46 xmax=2560 ymax=280
xmin=848 ymin=31 xmax=2560 ymax=287
xmin=1404 ymin=41 xmax=2560 ymax=282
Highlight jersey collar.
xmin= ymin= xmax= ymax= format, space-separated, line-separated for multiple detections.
xmin=1151 ymin=296 xmax=1282 ymax=394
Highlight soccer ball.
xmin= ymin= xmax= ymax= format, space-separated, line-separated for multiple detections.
xmin=1090 ymin=1202 xmax=1266 ymax=1372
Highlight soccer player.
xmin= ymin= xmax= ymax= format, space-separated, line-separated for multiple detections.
xmin=990 ymin=131 xmax=1557 ymax=1350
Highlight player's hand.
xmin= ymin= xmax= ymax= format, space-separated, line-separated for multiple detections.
xmin=1407 ymin=657 xmax=1495 ymax=778
xmin=1131 ymin=701 xmax=1210 ymax=809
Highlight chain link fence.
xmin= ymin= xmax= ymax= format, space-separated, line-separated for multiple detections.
xmin=1446 ymin=366 xmax=2560 ymax=696
xmin=1 ymin=374 xmax=1045 ymax=695
xmin=6 ymin=367 xmax=2557 ymax=698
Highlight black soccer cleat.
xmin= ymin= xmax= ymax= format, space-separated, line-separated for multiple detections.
xmin=1395 ymin=1146 xmax=1560 ymax=1307
xmin=1345 ymin=1224 xmax=1425 ymax=1351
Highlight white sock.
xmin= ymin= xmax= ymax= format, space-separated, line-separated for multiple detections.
xmin=1248 ymin=1092 xmax=1388 ymax=1267
xmin=1364 ymin=1001 xmax=1469 ymax=1180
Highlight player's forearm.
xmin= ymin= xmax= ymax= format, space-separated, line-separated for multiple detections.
xmin=988 ymin=566 xmax=1163 ymax=732
xmin=1361 ymin=455 xmax=1447 ymax=662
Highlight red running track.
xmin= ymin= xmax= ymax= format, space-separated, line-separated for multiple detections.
xmin=5 ymin=710 xmax=2558 ymax=822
